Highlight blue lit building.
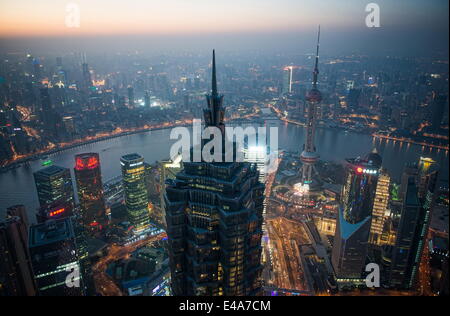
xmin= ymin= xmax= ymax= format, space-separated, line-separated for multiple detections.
xmin=331 ymin=150 xmax=382 ymax=283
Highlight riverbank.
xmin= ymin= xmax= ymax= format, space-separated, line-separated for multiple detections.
xmin=0 ymin=116 xmax=261 ymax=174
xmin=0 ymin=123 xmax=191 ymax=174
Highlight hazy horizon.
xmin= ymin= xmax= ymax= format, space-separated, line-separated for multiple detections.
xmin=0 ymin=0 xmax=448 ymax=57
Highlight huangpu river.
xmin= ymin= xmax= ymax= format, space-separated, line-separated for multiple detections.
xmin=0 ymin=119 xmax=448 ymax=223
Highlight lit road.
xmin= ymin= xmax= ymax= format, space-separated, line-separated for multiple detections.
xmin=417 ymin=229 xmax=436 ymax=296
xmin=266 ymin=217 xmax=311 ymax=292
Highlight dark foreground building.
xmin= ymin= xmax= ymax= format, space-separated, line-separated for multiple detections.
xmin=389 ymin=165 xmax=439 ymax=289
xmin=0 ymin=206 xmax=36 ymax=296
xmin=165 ymin=51 xmax=265 ymax=296
xmin=29 ymin=218 xmax=84 ymax=296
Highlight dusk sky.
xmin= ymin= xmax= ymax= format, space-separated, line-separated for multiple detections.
xmin=0 ymin=0 xmax=448 ymax=55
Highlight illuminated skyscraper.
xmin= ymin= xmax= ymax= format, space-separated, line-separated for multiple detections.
xmin=165 ymin=51 xmax=264 ymax=296
xmin=369 ymin=171 xmax=390 ymax=246
xmin=159 ymin=154 xmax=183 ymax=227
xmin=74 ymin=153 xmax=107 ymax=230
xmin=332 ymin=150 xmax=382 ymax=283
xmin=299 ymin=27 xmax=322 ymax=191
xmin=0 ymin=207 xmax=36 ymax=296
xmin=34 ymin=165 xmax=75 ymax=221
xmin=282 ymin=66 xmax=293 ymax=95
xmin=244 ymin=143 xmax=269 ymax=184
xmin=121 ymin=153 xmax=151 ymax=235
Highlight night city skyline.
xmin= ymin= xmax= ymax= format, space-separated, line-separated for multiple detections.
xmin=0 ymin=0 xmax=448 ymax=303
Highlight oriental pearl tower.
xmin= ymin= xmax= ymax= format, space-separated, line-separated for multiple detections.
xmin=299 ymin=26 xmax=323 ymax=191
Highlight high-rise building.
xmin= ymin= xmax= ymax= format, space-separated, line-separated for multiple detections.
xmin=332 ymin=150 xmax=382 ymax=283
xmin=431 ymin=93 xmax=447 ymax=132
xmin=39 ymin=87 xmax=62 ymax=137
xmin=74 ymin=153 xmax=107 ymax=230
xmin=29 ymin=218 xmax=84 ymax=296
xmin=81 ymin=54 xmax=92 ymax=92
xmin=400 ymin=157 xmax=437 ymax=201
xmin=144 ymin=90 xmax=150 ymax=107
xmin=0 ymin=207 xmax=36 ymax=296
xmin=400 ymin=163 xmax=420 ymax=201
xmin=243 ymin=143 xmax=269 ymax=184
xmin=299 ymin=27 xmax=322 ymax=191
xmin=121 ymin=153 xmax=151 ymax=235
xmin=159 ymin=154 xmax=183 ymax=224
xmin=417 ymin=157 xmax=438 ymax=199
xmin=282 ymin=66 xmax=293 ymax=95
xmin=389 ymin=168 xmax=439 ymax=289
xmin=369 ymin=171 xmax=390 ymax=246
xmin=165 ymin=51 xmax=264 ymax=296
xmin=34 ymin=165 xmax=75 ymax=221
xmin=127 ymin=86 xmax=135 ymax=108
xmin=243 ymin=142 xmax=270 ymax=245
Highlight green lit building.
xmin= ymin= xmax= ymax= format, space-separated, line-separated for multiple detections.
xmin=33 ymin=165 xmax=75 ymax=220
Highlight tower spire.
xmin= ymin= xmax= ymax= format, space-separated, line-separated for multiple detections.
xmin=312 ymin=25 xmax=320 ymax=89
xmin=204 ymin=50 xmax=224 ymax=131
xmin=212 ymin=49 xmax=217 ymax=96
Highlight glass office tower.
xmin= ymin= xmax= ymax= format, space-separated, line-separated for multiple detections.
xmin=120 ymin=153 xmax=151 ymax=235
xmin=332 ymin=150 xmax=382 ymax=282
xmin=34 ymin=165 xmax=75 ymax=221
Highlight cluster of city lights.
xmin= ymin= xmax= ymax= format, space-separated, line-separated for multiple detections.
xmin=294 ymin=182 xmax=310 ymax=195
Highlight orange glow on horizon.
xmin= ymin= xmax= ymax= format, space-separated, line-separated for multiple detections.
xmin=0 ymin=0 xmax=355 ymax=38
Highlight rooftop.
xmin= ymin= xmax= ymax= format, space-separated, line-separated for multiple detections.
xmin=29 ymin=218 xmax=74 ymax=248
xmin=121 ymin=153 xmax=143 ymax=162
xmin=33 ymin=165 xmax=68 ymax=177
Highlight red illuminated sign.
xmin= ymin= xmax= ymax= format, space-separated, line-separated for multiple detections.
xmin=89 ymin=221 xmax=103 ymax=230
xmin=356 ymin=167 xmax=363 ymax=174
xmin=49 ymin=208 xmax=65 ymax=217
xmin=75 ymin=156 xmax=99 ymax=170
